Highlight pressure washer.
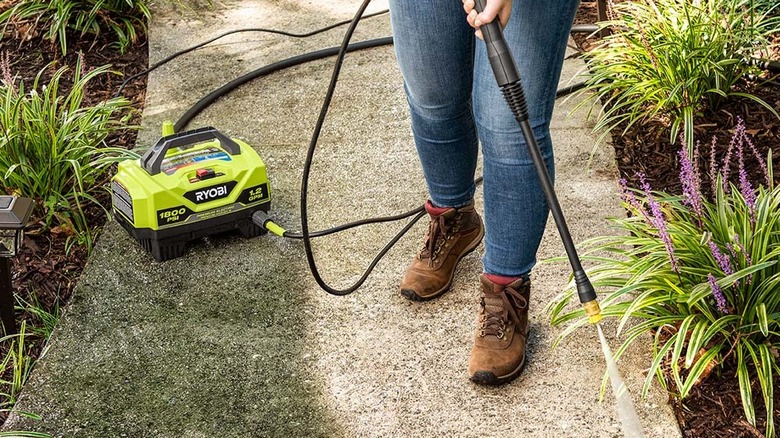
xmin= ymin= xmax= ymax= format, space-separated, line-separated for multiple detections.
xmin=112 ymin=122 xmax=270 ymax=261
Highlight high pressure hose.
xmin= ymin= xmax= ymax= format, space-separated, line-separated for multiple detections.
xmin=472 ymin=0 xmax=602 ymax=323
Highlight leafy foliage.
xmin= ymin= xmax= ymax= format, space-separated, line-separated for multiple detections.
xmin=547 ymin=125 xmax=779 ymax=436
xmin=0 ymin=58 xmax=137 ymax=250
xmin=579 ymin=0 xmax=780 ymax=152
xmin=0 ymin=0 xmax=150 ymax=53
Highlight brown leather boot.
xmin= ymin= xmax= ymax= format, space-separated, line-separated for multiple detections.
xmin=468 ymin=274 xmax=530 ymax=385
xmin=399 ymin=201 xmax=484 ymax=301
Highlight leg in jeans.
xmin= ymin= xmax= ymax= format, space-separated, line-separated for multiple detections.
xmin=469 ymin=0 xmax=580 ymax=385
xmin=389 ymin=0 xmax=478 ymax=208
xmin=391 ymin=0 xmax=486 ymax=302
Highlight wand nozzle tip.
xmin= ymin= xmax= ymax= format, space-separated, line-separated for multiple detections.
xmin=583 ymin=300 xmax=603 ymax=324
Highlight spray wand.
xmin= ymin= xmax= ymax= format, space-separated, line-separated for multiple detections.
xmin=473 ymin=0 xmax=602 ymax=324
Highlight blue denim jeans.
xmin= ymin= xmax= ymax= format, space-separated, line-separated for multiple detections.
xmin=390 ymin=0 xmax=579 ymax=277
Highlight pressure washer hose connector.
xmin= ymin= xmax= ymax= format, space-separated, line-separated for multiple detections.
xmin=575 ymin=270 xmax=602 ymax=324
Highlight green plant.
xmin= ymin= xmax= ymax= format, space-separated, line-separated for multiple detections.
xmin=0 ymin=323 xmax=33 ymax=409
xmin=0 ymin=0 xmax=150 ymax=54
xmin=16 ymin=295 xmax=59 ymax=341
xmin=547 ymin=123 xmax=779 ymax=436
xmin=0 ymin=57 xmax=138 ymax=250
xmin=580 ymin=0 xmax=780 ymax=152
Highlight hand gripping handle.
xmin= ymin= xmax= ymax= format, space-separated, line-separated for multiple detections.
xmin=141 ymin=127 xmax=241 ymax=175
xmin=472 ymin=0 xmax=520 ymax=87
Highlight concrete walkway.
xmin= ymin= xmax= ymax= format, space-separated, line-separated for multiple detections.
xmin=6 ymin=1 xmax=681 ymax=436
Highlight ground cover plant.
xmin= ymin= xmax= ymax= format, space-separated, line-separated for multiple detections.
xmin=549 ymin=122 xmax=780 ymax=437
xmin=0 ymin=57 xmax=137 ymax=251
xmin=579 ymin=0 xmax=780 ymax=152
xmin=570 ymin=1 xmax=780 ymax=436
xmin=0 ymin=0 xmax=150 ymax=53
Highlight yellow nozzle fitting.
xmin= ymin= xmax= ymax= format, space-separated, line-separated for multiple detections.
xmin=582 ymin=300 xmax=603 ymax=324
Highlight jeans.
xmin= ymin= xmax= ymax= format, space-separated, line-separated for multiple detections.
xmin=389 ymin=0 xmax=579 ymax=277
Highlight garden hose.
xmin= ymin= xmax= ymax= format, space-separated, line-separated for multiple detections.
xmin=472 ymin=0 xmax=601 ymax=323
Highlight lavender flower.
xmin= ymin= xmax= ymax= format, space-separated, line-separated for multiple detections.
xmin=720 ymin=121 xmax=742 ymax=192
xmin=678 ymin=146 xmax=703 ymax=218
xmin=639 ymin=173 xmax=679 ymax=273
xmin=708 ymin=241 xmax=733 ymax=276
xmin=707 ymin=274 xmax=729 ymax=314
xmin=738 ymin=144 xmax=757 ymax=224
xmin=708 ymin=136 xmax=719 ymax=196
xmin=619 ymin=178 xmax=651 ymax=223
xmin=736 ymin=118 xmax=770 ymax=188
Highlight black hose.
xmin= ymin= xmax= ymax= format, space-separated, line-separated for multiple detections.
xmin=175 ymin=37 xmax=393 ymax=132
xmin=113 ymin=9 xmax=390 ymax=99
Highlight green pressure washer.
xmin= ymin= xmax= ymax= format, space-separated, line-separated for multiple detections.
xmin=111 ymin=123 xmax=271 ymax=261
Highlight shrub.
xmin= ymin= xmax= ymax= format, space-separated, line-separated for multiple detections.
xmin=0 ymin=57 xmax=137 ymax=250
xmin=547 ymin=123 xmax=779 ymax=437
xmin=580 ymin=0 xmax=780 ymax=152
xmin=0 ymin=0 xmax=150 ymax=54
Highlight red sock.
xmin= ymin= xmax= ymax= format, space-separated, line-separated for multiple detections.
xmin=425 ymin=200 xmax=450 ymax=216
xmin=485 ymin=273 xmax=521 ymax=286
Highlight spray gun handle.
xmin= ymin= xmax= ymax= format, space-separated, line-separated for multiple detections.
xmin=472 ymin=0 xmax=520 ymax=87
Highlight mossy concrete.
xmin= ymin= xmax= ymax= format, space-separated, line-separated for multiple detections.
xmin=5 ymin=222 xmax=341 ymax=437
xmin=6 ymin=0 xmax=681 ymax=437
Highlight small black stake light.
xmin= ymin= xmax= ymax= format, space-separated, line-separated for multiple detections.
xmin=0 ymin=196 xmax=34 ymax=335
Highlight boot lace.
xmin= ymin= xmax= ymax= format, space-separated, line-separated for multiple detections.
xmin=479 ymin=285 xmax=528 ymax=339
xmin=419 ymin=213 xmax=462 ymax=266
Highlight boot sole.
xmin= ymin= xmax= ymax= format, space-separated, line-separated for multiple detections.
xmin=400 ymin=225 xmax=485 ymax=302
xmin=469 ymin=329 xmax=531 ymax=386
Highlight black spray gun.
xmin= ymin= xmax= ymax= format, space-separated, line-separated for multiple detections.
xmin=473 ymin=0 xmax=602 ymax=324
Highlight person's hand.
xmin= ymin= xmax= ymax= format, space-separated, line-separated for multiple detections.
xmin=462 ymin=0 xmax=512 ymax=40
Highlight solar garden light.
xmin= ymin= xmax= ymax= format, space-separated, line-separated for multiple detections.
xmin=0 ymin=196 xmax=34 ymax=335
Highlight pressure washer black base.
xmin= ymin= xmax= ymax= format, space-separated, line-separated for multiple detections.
xmin=115 ymin=204 xmax=269 ymax=261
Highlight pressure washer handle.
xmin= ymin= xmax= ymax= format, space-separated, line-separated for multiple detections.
xmin=473 ymin=0 xmax=519 ymax=87
xmin=141 ymin=127 xmax=242 ymax=175
xmin=472 ymin=1 xmax=599 ymax=310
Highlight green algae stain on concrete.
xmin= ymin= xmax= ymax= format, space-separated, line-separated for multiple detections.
xmin=6 ymin=223 xmax=342 ymax=437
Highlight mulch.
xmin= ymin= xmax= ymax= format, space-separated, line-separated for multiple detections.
xmin=574 ymin=2 xmax=780 ymax=437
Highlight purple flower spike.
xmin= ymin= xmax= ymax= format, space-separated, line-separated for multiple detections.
xmin=720 ymin=120 xmax=743 ymax=192
xmin=639 ymin=173 xmax=679 ymax=273
xmin=708 ymin=136 xmax=719 ymax=196
xmin=679 ymin=146 xmax=703 ymax=218
xmin=619 ymin=178 xmax=651 ymax=223
xmin=708 ymin=241 xmax=734 ymax=276
xmin=739 ymin=127 xmax=770 ymax=188
xmin=738 ymin=147 xmax=757 ymax=224
xmin=707 ymin=274 xmax=729 ymax=314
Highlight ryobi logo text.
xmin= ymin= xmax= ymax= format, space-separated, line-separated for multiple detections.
xmin=184 ymin=181 xmax=237 ymax=204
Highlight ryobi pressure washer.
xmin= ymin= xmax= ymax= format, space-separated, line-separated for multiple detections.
xmin=111 ymin=124 xmax=271 ymax=262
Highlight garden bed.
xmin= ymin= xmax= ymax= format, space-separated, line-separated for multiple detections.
xmin=574 ymin=1 xmax=780 ymax=437
xmin=0 ymin=18 xmax=148 ymax=423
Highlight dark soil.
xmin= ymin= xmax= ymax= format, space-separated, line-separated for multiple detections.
xmin=574 ymin=2 xmax=780 ymax=437
xmin=0 ymin=15 xmax=148 ymax=422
